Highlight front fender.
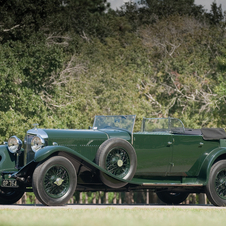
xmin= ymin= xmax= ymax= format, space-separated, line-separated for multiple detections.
xmin=34 ymin=146 xmax=78 ymax=162
xmin=0 ymin=145 xmax=18 ymax=172
xmin=34 ymin=145 xmax=136 ymax=185
xmin=198 ymin=147 xmax=226 ymax=185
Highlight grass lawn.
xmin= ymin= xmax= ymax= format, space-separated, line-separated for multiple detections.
xmin=0 ymin=207 xmax=225 ymax=226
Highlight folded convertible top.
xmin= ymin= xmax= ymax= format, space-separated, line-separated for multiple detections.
xmin=201 ymin=128 xmax=226 ymax=140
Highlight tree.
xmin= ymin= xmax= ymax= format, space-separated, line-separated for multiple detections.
xmin=138 ymin=14 xmax=224 ymax=127
xmin=0 ymin=0 xmax=110 ymax=42
xmin=141 ymin=0 xmax=205 ymax=18
xmin=207 ymin=1 xmax=224 ymax=25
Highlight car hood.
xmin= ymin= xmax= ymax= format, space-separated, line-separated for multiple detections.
xmin=28 ymin=128 xmax=131 ymax=146
xmin=43 ymin=129 xmax=108 ymax=146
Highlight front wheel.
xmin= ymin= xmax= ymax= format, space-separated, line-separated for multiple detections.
xmin=32 ymin=156 xmax=77 ymax=206
xmin=156 ymin=191 xmax=189 ymax=204
xmin=206 ymin=160 xmax=226 ymax=206
xmin=0 ymin=189 xmax=24 ymax=204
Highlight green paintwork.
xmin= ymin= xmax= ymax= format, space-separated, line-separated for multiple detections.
xmin=170 ymin=134 xmax=219 ymax=176
xmin=32 ymin=127 xmax=226 ymax=186
xmin=3 ymin=116 xmax=226 ymax=192
xmin=0 ymin=145 xmax=18 ymax=172
xmin=220 ymin=139 xmax=226 ymax=147
xmin=33 ymin=145 xmax=131 ymax=184
xmin=43 ymin=129 xmax=130 ymax=162
xmin=133 ymin=132 xmax=173 ymax=176
xmin=103 ymin=129 xmax=131 ymax=141
xmin=0 ymin=145 xmax=22 ymax=185
xmin=132 ymin=131 xmax=221 ymax=185
xmin=197 ymin=147 xmax=226 ymax=185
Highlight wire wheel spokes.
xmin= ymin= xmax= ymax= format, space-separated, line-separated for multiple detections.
xmin=215 ymin=168 xmax=226 ymax=199
xmin=44 ymin=165 xmax=70 ymax=198
xmin=106 ymin=148 xmax=130 ymax=178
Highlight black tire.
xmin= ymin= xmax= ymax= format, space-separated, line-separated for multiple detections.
xmin=95 ymin=138 xmax=137 ymax=189
xmin=0 ymin=189 xmax=24 ymax=204
xmin=32 ymin=156 xmax=77 ymax=206
xmin=156 ymin=192 xmax=189 ymax=204
xmin=206 ymin=160 xmax=226 ymax=206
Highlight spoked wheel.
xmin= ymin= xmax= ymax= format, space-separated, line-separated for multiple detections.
xmin=95 ymin=138 xmax=137 ymax=189
xmin=0 ymin=189 xmax=24 ymax=204
xmin=206 ymin=160 xmax=226 ymax=206
xmin=157 ymin=191 xmax=189 ymax=204
xmin=32 ymin=156 xmax=77 ymax=206
xmin=105 ymin=148 xmax=130 ymax=179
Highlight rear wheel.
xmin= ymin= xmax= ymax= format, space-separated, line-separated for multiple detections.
xmin=206 ymin=160 xmax=226 ymax=206
xmin=32 ymin=156 xmax=77 ymax=206
xmin=157 ymin=191 xmax=189 ymax=204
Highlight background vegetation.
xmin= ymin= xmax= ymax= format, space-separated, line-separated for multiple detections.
xmin=1 ymin=0 xmax=226 ymax=142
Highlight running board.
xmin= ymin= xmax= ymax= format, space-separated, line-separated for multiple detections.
xmin=142 ymin=183 xmax=203 ymax=187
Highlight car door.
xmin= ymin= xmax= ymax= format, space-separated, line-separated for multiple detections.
xmin=133 ymin=133 xmax=173 ymax=176
xmin=169 ymin=134 xmax=218 ymax=176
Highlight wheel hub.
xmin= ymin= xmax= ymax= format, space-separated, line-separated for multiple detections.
xmin=106 ymin=148 xmax=130 ymax=178
xmin=54 ymin=178 xmax=64 ymax=186
xmin=117 ymin=160 xmax=123 ymax=167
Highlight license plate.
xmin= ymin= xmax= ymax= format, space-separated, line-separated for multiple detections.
xmin=1 ymin=179 xmax=18 ymax=188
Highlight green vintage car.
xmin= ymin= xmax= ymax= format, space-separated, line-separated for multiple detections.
xmin=1 ymin=115 xmax=226 ymax=206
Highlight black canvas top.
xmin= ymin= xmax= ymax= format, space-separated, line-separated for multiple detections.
xmin=201 ymin=128 xmax=226 ymax=140
xmin=184 ymin=129 xmax=202 ymax=135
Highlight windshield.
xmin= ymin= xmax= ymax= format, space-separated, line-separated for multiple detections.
xmin=93 ymin=115 xmax=136 ymax=134
xmin=141 ymin=117 xmax=185 ymax=134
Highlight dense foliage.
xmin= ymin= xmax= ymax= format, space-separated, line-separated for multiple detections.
xmin=0 ymin=0 xmax=226 ymax=142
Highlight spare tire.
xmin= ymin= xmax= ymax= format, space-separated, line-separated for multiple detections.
xmin=95 ymin=138 xmax=137 ymax=188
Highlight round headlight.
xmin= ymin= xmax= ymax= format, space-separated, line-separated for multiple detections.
xmin=31 ymin=135 xmax=45 ymax=152
xmin=8 ymin=136 xmax=22 ymax=154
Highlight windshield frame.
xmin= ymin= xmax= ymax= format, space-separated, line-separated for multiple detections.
xmin=93 ymin=115 xmax=136 ymax=134
xmin=141 ymin=117 xmax=185 ymax=134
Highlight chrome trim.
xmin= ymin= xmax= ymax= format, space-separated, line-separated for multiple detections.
xmin=32 ymin=123 xmax=39 ymax=130
xmin=7 ymin=136 xmax=22 ymax=153
xmin=27 ymin=129 xmax=48 ymax=139
xmin=31 ymin=135 xmax=45 ymax=152
xmin=25 ymin=129 xmax=48 ymax=163
xmin=52 ymin=142 xmax=58 ymax=146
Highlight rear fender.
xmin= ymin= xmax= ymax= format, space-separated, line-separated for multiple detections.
xmin=197 ymin=147 xmax=226 ymax=185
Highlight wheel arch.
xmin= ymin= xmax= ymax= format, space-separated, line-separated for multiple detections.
xmin=14 ymin=145 xmax=134 ymax=186
xmin=0 ymin=145 xmax=23 ymax=172
xmin=197 ymin=147 xmax=226 ymax=185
